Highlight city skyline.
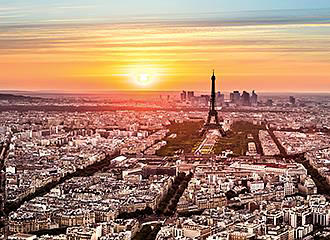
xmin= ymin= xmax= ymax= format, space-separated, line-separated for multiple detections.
xmin=1 ymin=2 xmax=330 ymax=239
xmin=0 ymin=1 xmax=330 ymax=92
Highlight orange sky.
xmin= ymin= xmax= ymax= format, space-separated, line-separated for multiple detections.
xmin=1 ymin=11 xmax=330 ymax=92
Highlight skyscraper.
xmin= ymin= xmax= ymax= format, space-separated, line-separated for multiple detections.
xmin=289 ymin=96 xmax=296 ymax=105
xmin=180 ymin=91 xmax=187 ymax=102
xmin=251 ymin=90 xmax=258 ymax=106
xmin=217 ymin=91 xmax=225 ymax=106
xmin=231 ymin=91 xmax=240 ymax=104
xmin=187 ymin=91 xmax=195 ymax=101
xmin=241 ymin=91 xmax=250 ymax=106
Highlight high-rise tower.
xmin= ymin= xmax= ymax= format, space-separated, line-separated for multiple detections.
xmin=204 ymin=71 xmax=226 ymax=136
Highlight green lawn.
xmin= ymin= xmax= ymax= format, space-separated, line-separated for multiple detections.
xmin=214 ymin=121 xmax=265 ymax=156
xmin=156 ymin=121 xmax=204 ymax=156
xmin=157 ymin=120 xmax=265 ymax=157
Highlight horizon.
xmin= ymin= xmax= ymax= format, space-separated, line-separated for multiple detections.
xmin=2 ymin=89 xmax=330 ymax=96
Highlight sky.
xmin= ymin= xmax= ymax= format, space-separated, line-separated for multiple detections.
xmin=1 ymin=0 xmax=330 ymax=92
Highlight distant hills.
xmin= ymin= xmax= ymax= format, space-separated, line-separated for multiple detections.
xmin=0 ymin=93 xmax=41 ymax=101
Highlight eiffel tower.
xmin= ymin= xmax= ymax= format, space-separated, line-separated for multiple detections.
xmin=204 ymin=71 xmax=226 ymax=136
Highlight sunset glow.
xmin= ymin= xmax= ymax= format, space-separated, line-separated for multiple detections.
xmin=136 ymin=74 xmax=152 ymax=87
xmin=0 ymin=1 xmax=330 ymax=92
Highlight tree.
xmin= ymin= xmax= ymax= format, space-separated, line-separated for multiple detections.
xmin=144 ymin=206 xmax=153 ymax=215
xmin=225 ymin=190 xmax=238 ymax=200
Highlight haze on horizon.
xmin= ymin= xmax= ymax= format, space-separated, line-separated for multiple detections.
xmin=1 ymin=0 xmax=330 ymax=93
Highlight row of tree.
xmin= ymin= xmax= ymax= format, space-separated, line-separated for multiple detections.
xmin=295 ymin=154 xmax=330 ymax=197
xmin=133 ymin=224 xmax=161 ymax=240
xmin=156 ymin=172 xmax=192 ymax=216
xmin=118 ymin=172 xmax=192 ymax=219
xmin=5 ymin=152 xmax=119 ymax=215
xmin=117 ymin=207 xmax=153 ymax=219
xmin=157 ymin=121 xmax=204 ymax=156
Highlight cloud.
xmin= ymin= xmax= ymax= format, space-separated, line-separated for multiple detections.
xmin=0 ymin=8 xmax=329 ymax=84
xmin=55 ymin=5 xmax=97 ymax=10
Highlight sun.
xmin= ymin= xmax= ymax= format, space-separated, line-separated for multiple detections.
xmin=137 ymin=73 xmax=152 ymax=86
xmin=131 ymin=70 xmax=156 ymax=87
xmin=127 ymin=64 xmax=163 ymax=88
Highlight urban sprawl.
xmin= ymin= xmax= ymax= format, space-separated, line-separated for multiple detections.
xmin=0 ymin=89 xmax=330 ymax=240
